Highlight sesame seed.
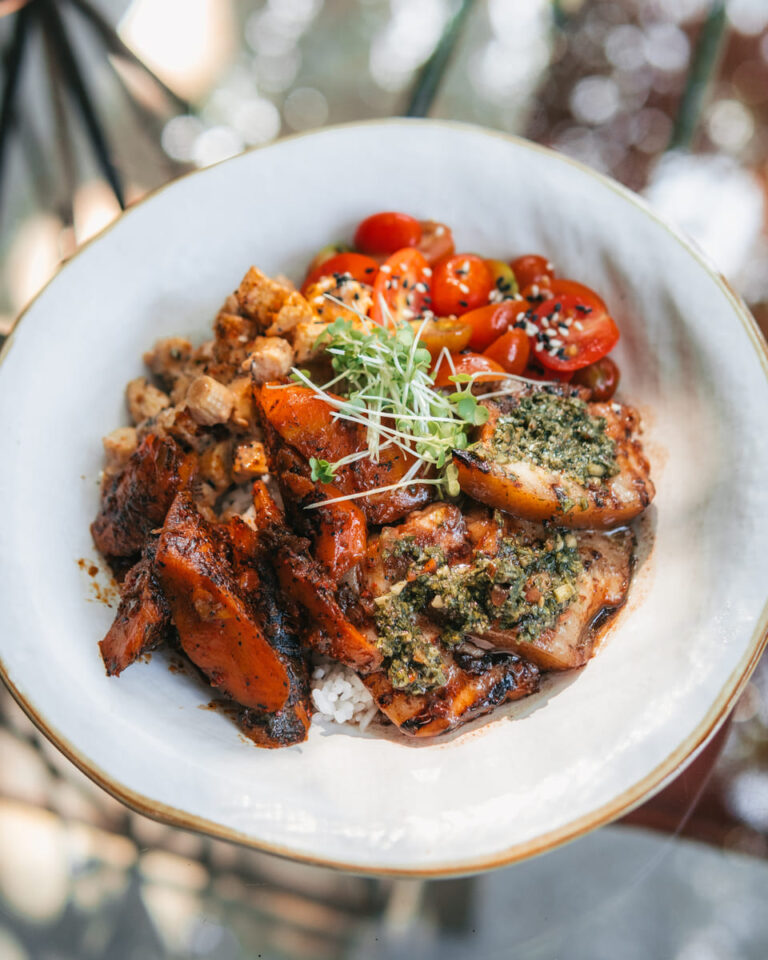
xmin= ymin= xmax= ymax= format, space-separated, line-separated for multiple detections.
xmin=516 ymin=312 xmax=526 ymax=321
xmin=313 ymin=296 xmax=324 ymax=305
xmin=546 ymin=261 xmax=554 ymax=271
xmin=531 ymin=284 xmax=539 ymax=297
xmin=380 ymin=264 xmax=391 ymax=273
xmin=423 ymin=267 xmax=432 ymax=277
xmin=558 ymin=325 xmax=569 ymax=336
xmin=435 ymin=225 xmax=445 ymax=236
xmin=549 ymin=338 xmax=563 ymax=348
xmin=541 ymin=317 xmax=550 ymax=328
xmin=535 ymin=342 xmax=544 ymax=352
xmin=402 ymin=308 xmax=415 ymax=319
xmin=525 ymin=322 xmax=538 ymax=336
xmin=459 ymin=300 xmax=468 ymax=308
xmin=548 ymin=347 xmax=560 ymax=357
xmin=574 ymin=321 xmax=584 ymax=331
xmin=459 ymin=282 xmax=470 ymax=294
xmin=575 ymin=304 xmax=592 ymax=314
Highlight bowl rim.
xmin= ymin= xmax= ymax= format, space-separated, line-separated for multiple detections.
xmin=1 ymin=117 xmax=767 ymax=877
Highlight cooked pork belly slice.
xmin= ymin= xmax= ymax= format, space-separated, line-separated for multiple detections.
xmin=254 ymin=384 xmax=431 ymax=525
xmin=453 ymin=389 xmax=654 ymax=529
xmin=364 ymin=648 xmax=539 ymax=738
xmin=480 ymin=527 xmax=633 ymax=670
xmin=91 ymin=434 xmax=195 ymax=560
xmin=361 ymin=504 xmax=633 ymax=675
xmin=156 ymin=493 xmax=308 ymax=719
xmin=98 ymin=540 xmax=171 ymax=676
xmin=271 ymin=529 xmax=383 ymax=674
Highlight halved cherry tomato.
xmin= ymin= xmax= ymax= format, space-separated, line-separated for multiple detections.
xmin=301 ymin=252 xmax=379 ymax=293
xmin=511 ymin=254 xmax=555 ymax=290
xmin=484 ymin=328 xmax=530 ymax=375
xmin=527 ymin=292 xmax=620 ymax=372
xmin=354 ymin=212 xmax=422 ymax=256
xmin=432 ymin=352 xmax=505 ymax=388
xmin=462 ymin=301 xmax=522 ymax=352
xmin=572 ymin=355 xmax=620 ymax=401
xmin=411 ymin=318 xmax=471 ymax=358
xmin=538 ymin=277 xmax=608 ymax=309
xmin=432 ymin=254 xmax=493 ymax=317
xmin=418 ymin=220 xmax=455 ymax=264
xmin=371 ymin=248 xmax=432 ymax=326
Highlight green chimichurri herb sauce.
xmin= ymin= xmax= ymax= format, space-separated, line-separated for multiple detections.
xmin=373 ymin=524 xmax=582 ymax=695
xmin=481 ymin=392 xmax=619 ymax=486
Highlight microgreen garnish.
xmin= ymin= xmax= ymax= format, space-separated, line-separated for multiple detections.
xmin=289 ymin=294 xmax=559 ymax=508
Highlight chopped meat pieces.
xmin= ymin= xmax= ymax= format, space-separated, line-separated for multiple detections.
xmin=243 ymin=336 xmax=295 ymax=383
xmin=232 ymin=440 xmax=269 ymax=482
xmin=126 ymin=377 xmax=171 ymax=425
xmin=185 ymin=375 xmax=234 ymax=426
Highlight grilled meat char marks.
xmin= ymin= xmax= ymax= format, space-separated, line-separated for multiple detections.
xmin=91 ymin=434 xmax=195 ymax=563
xmin=99 ymin=539 xmax=172 ymax=677
xmin=364 ymin=651 xmax=539 ymax=738
xmin=453 ymin=387 xmax=654 ymax=529
xmin=155 ymin=494 xmax=310 ymax=734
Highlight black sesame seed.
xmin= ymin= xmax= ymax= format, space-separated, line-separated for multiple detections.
xmin=459 ymin=300 xmax=468 ymax=308
xmin=575 ymin=305 xmax=592 ymax=314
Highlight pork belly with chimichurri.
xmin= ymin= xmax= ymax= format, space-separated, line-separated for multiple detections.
xmin=453 ymin=386 xmax=654 ymax=529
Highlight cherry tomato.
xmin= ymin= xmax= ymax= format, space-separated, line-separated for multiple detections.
xmin=301 ymin=252 xmax=379 ymax=293
xmin=432 ymin=352 xmax=505 ymax=388
xmin=411 ymin=318 xmax=472 ymax=358
xmin=486 ymin=259 xmax=519 ymax=299
xmin=527 ymin=292 xmax=620 ymax=372
xmin=511 ymin=254 xmax=555 ymax=291
xmin=572 ymin=355 xmax=620 ymax=401
xmin=417 ymin=220 xmax=455 ymax=264
xmin=354 ymin=212 xmax=422 ymax=256
xmin=484 ymin=328 xmax=530 ymax=375
xmin=371 ymin=248 xmax=432 ymax=326
xmin=543 ymin=278 xmax=607 ymax=307
xmin=462 ymin=301 xmax=521 ymax=352
xmin=432 ymin=254 xmax=494 ymax=317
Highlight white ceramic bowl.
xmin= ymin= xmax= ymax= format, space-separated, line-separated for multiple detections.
xmin=1 ymin=120 xmax=766 ymax=875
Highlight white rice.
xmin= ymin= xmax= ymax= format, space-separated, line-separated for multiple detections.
xmin=310 ymin=660 xmax=379 ymax=731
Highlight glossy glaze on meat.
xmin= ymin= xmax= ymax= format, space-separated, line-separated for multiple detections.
xmin=155 ymin=493 xmax=310 ymax=741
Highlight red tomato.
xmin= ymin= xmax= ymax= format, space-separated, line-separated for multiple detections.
xmin=301 ymin=252 xmax=379 ymax=293
xmin=484 ymin=329 xmax=530 ymax=375
xmin=354 ymin=212 xmax=422 ymax=256
xmin=527 ymin=292 xmax=620 ymax=372
xmin=417 ymin=220 xmax=455 ymax=264
xmin=371 ymin=248 xmax=432 ymax=326
xmin=572 ymin=356 xmax=620 ymax=401
xmin=432 ymin=352 xmax=505 ymax=388
xmin=432 ymin=255 xmax=493 ymax=317
xmin=462 ymin=301 xmax=522 ymax=352
xmin=511 ymin=254 xmax=555 ymax=291
xmin=544 ymin=278 xmax=607 ymax=307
